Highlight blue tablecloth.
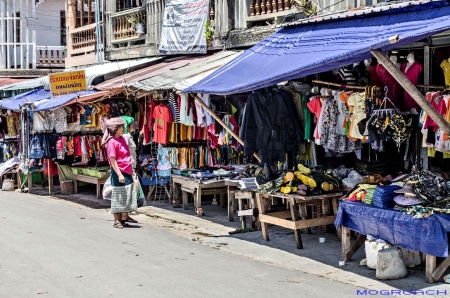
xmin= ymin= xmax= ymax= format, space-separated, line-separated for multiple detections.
xmin=334 ymin=201 xmax=450 ymax=257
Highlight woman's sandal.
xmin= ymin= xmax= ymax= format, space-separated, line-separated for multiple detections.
xmin=113 ymin=221 xmax=124 ymax=229
xmin=123 ymin=217 xmax=138 ymax=224
xmin=120 ymin=220 xmax=131 ymax=227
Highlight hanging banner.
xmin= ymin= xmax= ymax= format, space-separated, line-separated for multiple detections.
xmin=158 ymin=0 xmax=209 ymax=55
xmin=49 ymin=70 xmax=87 ymax=97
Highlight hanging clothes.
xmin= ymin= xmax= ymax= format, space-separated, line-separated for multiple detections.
xmin=376 ymin=64 xmax=403 ymax=109
xmin=152 ymin=104 xmax=172 ymax=145
xmin=157 ymin=146 xmax=172 ymax=177
xmin=401 ymin=61 xmax=423 ymax=111
xmin=169 ymin=92 xmax=181 ymax=123
xmin=319 ymin=97 xmax=362 ymax=153
xmin=179 ymin=93 xmax=195 ymax=126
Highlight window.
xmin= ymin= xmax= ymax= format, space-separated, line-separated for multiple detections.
xmin=60 ymin=11 xmax=67 ymax=46
xmin=116 ymin=0 xmax=143 ymax=13
xmin=14 ymin=12 xmax=20 ymax=43
xmin=75 ymin=0 xmax=100 ymax=28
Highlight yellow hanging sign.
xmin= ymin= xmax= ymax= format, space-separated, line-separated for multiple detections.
xmin=49 ymin=70 xmax=87 ymax=97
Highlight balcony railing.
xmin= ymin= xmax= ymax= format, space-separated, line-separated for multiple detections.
xmin=36 ymin=46 xmax=66 ymax=68
xmin=70 ymin=23 xmax=97 ymax=55
xmin=111 ymin=7 xmax=147 ymax=42
xmin=249 ymin=0 xmax=293 ymax=17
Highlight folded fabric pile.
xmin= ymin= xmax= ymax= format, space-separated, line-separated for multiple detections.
xmin=345 ymin=184 xmax=377 ymax=204
xmin=373 ymin=185 xmax=402 ymax=208
xmin=364 ymin=188 xmax=376 ymax=205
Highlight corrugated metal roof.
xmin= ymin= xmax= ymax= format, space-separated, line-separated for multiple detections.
xmin=282 ymin=0 xmax=443 ymax=28
xmin=0 ymin=78 xmax=31 ymax=87
xmin=95 ymin=55 xmax=212 ymax=90
xmin=0 ymin=58 xmax=161 ymax=96
xmin=132 ymin=51 xmax=242 ymax=91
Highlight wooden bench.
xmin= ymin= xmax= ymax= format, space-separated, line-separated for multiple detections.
xmin=73 ymin=174 xmax=109 ymax=199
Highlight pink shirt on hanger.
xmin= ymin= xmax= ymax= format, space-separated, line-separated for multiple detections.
xmin=401 ymin=61 xmax=423 ymax=111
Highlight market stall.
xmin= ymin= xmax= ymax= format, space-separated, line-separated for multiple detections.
xmin=174 ymin=0 xmax=450 ymax=284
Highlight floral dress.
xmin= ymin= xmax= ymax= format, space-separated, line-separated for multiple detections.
xmin=319 ymin=97 xmax=362 ymax=153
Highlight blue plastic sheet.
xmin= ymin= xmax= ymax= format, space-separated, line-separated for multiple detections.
xmin=184 ymin=1 xmax=450 ymax=95
xmin=0 ymin=88 xmax=98 ymax=111
xmin=334 ymin=201 xmax=450 ymax=257
xmin=0 ymin=88 xmax=49 ymax=111
xmin=33 ymin=90 xmax=97 ymax=111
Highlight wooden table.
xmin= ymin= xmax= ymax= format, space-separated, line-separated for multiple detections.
xmin=171 ymin=175 xmax=228 ymax=214
xmin=256 ymin=191 xmax=342 ymax=249
xmin=341 ymin=226 xmax=450 ymax=283
xmin=73 ymin=174 xmax=109 ymax=199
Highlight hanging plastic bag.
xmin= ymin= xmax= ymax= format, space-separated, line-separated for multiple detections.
xmin=102 ymin=177 xmax=112 ymax=200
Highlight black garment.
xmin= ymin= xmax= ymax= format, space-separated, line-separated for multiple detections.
xmin=241 ymin=89 xmax=302 ymax=160
xmin=276 ymin=87 xmax=304 ymax=146
xmin=353 ymin=63 xmax=369 ymax=86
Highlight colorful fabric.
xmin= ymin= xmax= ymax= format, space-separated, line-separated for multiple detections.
xmin=110 ymin=170 xmax=137 ymax=214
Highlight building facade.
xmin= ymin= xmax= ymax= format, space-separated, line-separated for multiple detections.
xmin=43 ymin=1 xmax=388 ymax=69
xmin=0 ymin=0 xmax=66 ymax=77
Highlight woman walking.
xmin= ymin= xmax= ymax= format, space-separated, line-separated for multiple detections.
xmin=102 ymin=117 xmax=137 ymax=229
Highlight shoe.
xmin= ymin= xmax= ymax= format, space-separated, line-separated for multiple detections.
xmin=120 ymin=220 xmax=131 ymax=227
xmin=296 ymin=173 xmax=316 ymax=187
xmin=123 ymin=217 xmax=138 ymax=223
xmin=113 ymin=221 xmax=123 ymax=229
xmin=297 ymin=164 xmax=311 ymax=175
xmin=321 ymin=182 xmax=332 ymax=192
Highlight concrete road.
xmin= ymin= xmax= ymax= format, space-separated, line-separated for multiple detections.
xmin=0 ymin=193 xmax=359 ymax=298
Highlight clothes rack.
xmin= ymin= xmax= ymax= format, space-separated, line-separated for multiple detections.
xmin=417 ymin=84 xmax=445 ymax=89
xmin=311 ymin=80 xmax=371 ymax=90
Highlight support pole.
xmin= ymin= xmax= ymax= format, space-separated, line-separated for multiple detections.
xmin=95 ymin=0 xmax=103 ymax=65
xmin=191 ymin=93 xmax=261 ymax=162
xmin=371 ymin=49 xmax=450 ymax=136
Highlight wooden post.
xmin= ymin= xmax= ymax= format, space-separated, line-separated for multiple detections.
xmin=425 ymin=254 xmax=437 ymax=283
xmin=371 ymin=49 xmax=450 ymax=136
xmin=27 ymin=172 xmax=33 ymax=194
xmin=191 ymin=93 xmax=261 ymax=162
xmin=228 ymin=189 xmax=235 ymax=222
xmin=289 ymin=198 xmax=303 ymax=249
xmin=256 ymin=193 xmax=270 ymax=241
xmin=341 ymin=226 xmax=351 ymax=261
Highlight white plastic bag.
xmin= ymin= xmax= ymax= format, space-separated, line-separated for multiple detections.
xmin=102 ymin=177 xmax=112 ymax=200
xmin=1 ymin=179 xmax=14 ymax=191
xmin=342 ymin=170 xmax=363 ymax=188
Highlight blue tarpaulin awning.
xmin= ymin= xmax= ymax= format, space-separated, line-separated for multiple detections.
xmin=0 ymin=88 xmax=98 ymax=111
xmin=0 ymin=89 xmax=50 ymax=111
xmin=184 ymin=1 xmax=450 ymax=95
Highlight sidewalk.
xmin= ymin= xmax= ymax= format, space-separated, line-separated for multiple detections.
xmin=31 ymin=186 xmax=449 ymax=295
xmin=137 ymin=203 xmax=447 ymax=295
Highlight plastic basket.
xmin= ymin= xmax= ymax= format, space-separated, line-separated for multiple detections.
xmin=21 ymin=173 xmax=42 ymax=187
xmin=71 ymin=167 xmax=84 ymax=175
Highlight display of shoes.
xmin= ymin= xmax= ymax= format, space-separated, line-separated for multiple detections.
xmin=297 ymin=163 xmax=311 ymax=175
